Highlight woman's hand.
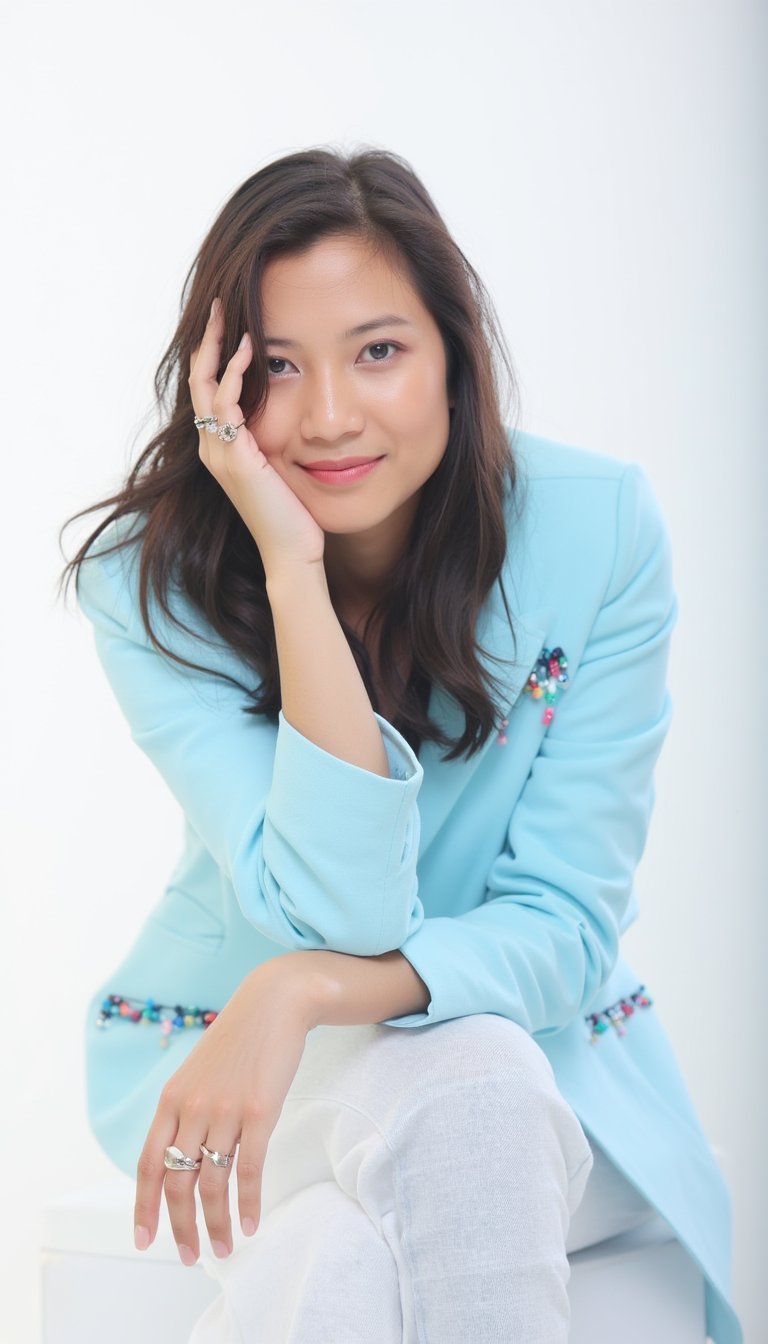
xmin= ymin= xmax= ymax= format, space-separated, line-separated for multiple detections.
xmin=133 ymin=958 xmax=318 ymax=1265
xmin=190 ymin=297 xmax=326 ymax=576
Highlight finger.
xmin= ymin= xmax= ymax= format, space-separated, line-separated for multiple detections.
xmin=211 ymin=332 xmax=252 ymax=437
xmin=197 ymin=1131 xmax=240 ymax=1257
xmin=134 ymin=1106 xmax=180 ymax=1252
xmin=236 ymin=1119 xmax=269 ymax=1237
xmin=188 ymin=297 xmax=224 ymax=418
xmin=162 ymin=1123 xmax=205 ymax=1265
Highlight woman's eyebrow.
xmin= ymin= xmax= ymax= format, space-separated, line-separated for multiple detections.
xmin=264 ymin=315 xmax=414 ymax=348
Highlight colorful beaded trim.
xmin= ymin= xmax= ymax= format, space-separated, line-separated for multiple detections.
xmin=498 ymin=645 xmax=570 ymax=744
xmin=96 ymin=995 xmax=219 ymax=1048
xmin=586 ymin=986 xmax=653 ymax=1044
xmin=523 ymin=645 xmax=569 ymax=725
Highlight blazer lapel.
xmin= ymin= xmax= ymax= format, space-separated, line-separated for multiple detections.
xmin=417 ymin=596 xmax=546 ymax=855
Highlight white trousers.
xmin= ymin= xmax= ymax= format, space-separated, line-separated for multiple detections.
xmin=188 ymin=1014 xmax=672 ymax=1343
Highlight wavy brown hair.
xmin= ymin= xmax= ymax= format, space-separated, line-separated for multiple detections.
xmin=58 ymin=146 xmax=524 ymax=761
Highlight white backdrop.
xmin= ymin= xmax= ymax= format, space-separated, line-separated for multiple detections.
xmin=3 ymin=2 xmax=765 ymax=1339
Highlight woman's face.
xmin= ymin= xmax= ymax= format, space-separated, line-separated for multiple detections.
xmin=246 ymin=234 xmax=452 ymax=542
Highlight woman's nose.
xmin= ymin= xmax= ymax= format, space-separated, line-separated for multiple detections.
xmin=300 ymin=371 xmax=365 ymax=442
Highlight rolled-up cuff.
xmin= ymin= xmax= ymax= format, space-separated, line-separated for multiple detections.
xmin=259 ymin=711 xmax=425 ymax=954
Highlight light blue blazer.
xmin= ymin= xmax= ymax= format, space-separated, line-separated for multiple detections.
xmin=77 ymin=429 xmax=741 ymax=1343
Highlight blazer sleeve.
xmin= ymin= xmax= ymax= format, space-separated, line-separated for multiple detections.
xmin=75 ymin=536 xmax=425 ymax=956
xmin=381 ymin=463 xmax=678 ymax=1033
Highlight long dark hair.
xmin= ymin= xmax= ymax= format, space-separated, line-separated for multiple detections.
xmin=58 ymin=146 xmax=523 ymax=761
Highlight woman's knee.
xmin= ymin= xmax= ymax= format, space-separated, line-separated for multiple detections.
xmin=299 ymin=1014 xmax=591 ymax=1180
xmin=380 ymin=1014 xmax=557 ymax=1106
xmin=301 ymin=1012 xmax=551 ymax=1109
xmin=375 ymin=1015 xmax=586 ymax=1156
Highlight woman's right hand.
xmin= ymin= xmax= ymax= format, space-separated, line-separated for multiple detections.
xmin=190 ymin=298 xmax=326 ymax=577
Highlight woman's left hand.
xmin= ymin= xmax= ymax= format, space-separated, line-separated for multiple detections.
xmin=133 ymin=958 xmax=318 ymax=1265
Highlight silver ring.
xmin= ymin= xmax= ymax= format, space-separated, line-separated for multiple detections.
xmin=193 ymin=414 xmax=218 ymax=431
xmin=200 ymin=1142 xmax=233 ymax=1169
xmin=164 ymin=1145 xmax=201 ymax=1172
xmin=215 ymin=420 xmax=245 ymax=443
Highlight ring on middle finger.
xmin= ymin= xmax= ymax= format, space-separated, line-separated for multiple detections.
xmin=194 ymin=414 xmax=218 ymax=431
xmin=200 ymin=1142 xmax=233 ymax=1168
xmin=215 ymin=419 xmax=246 ymax=443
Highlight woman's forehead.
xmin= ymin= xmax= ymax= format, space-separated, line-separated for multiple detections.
xmin=260 ymin=235 xmax=425 ymax=325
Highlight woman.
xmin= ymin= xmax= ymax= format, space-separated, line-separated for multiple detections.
xmin=62 ymin=147 xmax=741 ymax=1342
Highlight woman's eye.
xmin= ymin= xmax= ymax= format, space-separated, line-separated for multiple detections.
xmin=360 ymin=342 xmax=398 ymax=363
xmin=267 ymin=357 xmax=294 ymax=377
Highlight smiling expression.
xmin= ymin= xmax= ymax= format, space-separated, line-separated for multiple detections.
xmin=245 ymin=234 xmax=453 ymax=543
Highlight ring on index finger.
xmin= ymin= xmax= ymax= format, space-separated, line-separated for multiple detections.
xmin=194 ymin=414 xmax=218 ymax=431
xmin=200 ymin=1143 xmax=235 ymax=1169
xmin=164 ymin=1145 xmax=202 ymax=1171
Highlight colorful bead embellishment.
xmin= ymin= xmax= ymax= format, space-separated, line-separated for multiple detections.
xmin=523 ymin=646 xmax=569 ymax=726
xmin=585 ymin=985 xmax=653 ymax=1044
xmin=95 ymin=994 xmax=219 ymax=1048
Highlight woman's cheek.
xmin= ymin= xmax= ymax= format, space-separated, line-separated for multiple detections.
xmin=393 ymin=361 xmax=445 ymax=413
xmin=247 ymin=406 xmax=284 ymax=461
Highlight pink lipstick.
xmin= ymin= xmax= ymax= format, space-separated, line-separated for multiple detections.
xmin=300 ymin=456 xmax=384 ymax=485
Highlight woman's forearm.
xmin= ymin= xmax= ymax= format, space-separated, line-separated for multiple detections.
xmin=274 ymin=949 xmax=432 ymax=1028
xmin=266 ymin=563 xmax=389 ymax=777
xmin=265 ymin=565 xmax=418 ymax=1013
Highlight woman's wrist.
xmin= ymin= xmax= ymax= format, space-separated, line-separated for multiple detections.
xmin=264 ymin=556 xmax=326 ymax=595
xmin=266 ymin=949 xmax=431 ymax=1029
xmin=246 ymin=955 xmax=326 ymax=1035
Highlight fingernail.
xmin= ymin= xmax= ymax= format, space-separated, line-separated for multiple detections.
xmin=178 ymin=1244 xmax=198 ymax=1267
xmin=134 ymin=1225 xmax=150 ymax=1251
xmin=209 ymin=298 xmax=220 ymax=321
xmin=238 ymin=331 xmax=250 ymax=349
xmin=211 ymin=1240 xmax=230 ymax=1259
xmin=242 ymin=1216 xmax=256 ymax=1236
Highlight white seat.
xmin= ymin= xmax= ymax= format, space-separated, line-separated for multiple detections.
xmin=41 ymin=1181 xmax=217 ymax=1343
xmin=40 ymin=1178 xmax=706 ymax=1342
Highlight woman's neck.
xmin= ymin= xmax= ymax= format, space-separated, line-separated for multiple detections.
xmin=323 ymin=494 xmax=418 ymax=622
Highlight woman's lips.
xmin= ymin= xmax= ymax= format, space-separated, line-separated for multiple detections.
xmin=300 ymin=457 xmax=385 ymax=485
